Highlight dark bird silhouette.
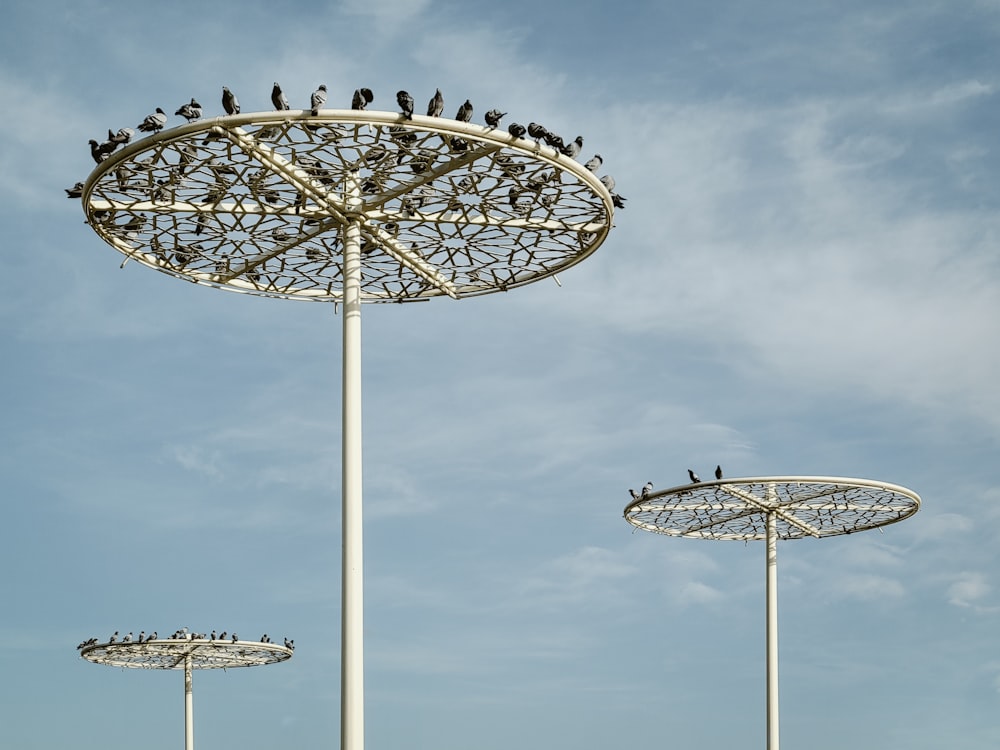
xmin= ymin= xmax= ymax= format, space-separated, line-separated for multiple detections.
xmin=352 ymin=87 xmax=374 ymax=110
xmin=210 ymin=630 xmax=217 ymax=640
xmin=543 ymin=130 xmax=565 ymax=151
xmin=222 ymin=87 xmax=240 ymax=115
xmin=688 ymin=469 xmax=701 ymax=484
xmin=310 ymin=84 xmax=328 ymax=115
xmin=426 ymin=88 xmax=444 ymax=117
xmin=583 ymin=154 xmax=603 ymax=172
xmin=484 ymin=108 xmax=506 ymax=128
xmin=149 ymin=632 xmax=157 ymax=641
xmin=89 ymin=139 xmax=109 ymax=164
xmin=137 ymin=108 xmax=167 ymax=133
xmin=261 ymin=634 xmax=269 ymax=643
xmin=629 ymin=487 xmax=640 ymax=500
xmin=271 ymin=82 xmax=290 ymax=111
xmin=138 ymin=631 xmax=145 ymax=643
xmin=231 ymin=633 xmax=238 ymax=643
xmin=527 ymin=122 xmax=548 ymax=142
xmin=455 ymin=99 xmax=473 ymax=122
xmin=284 ymin=637 xmax=295 ymax=650
xmin=109 ymin=631 xmax=118 ymax=644
xmin=65 ymin=181 xmax=84 ymax=198
xmin=715 ymin=465 xmax=723 ymax=480
xmin=175 ymin=98 xmax=202 ymax=121
xmin=507 ymin=122 xmax=526 ymax=138
xmin=396 ymin=90 xmax=414 ymax=120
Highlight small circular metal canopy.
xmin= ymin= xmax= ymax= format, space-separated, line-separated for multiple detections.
xmin=81 ymin=110 xmax=614 ymax=302
xmin=624 ymin=476 xmax=921 ymax=541
xmin=81 ymin=637 xmax=292 ymax=670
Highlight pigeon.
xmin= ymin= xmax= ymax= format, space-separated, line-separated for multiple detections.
xmin=210 ymin=630 xmax=217 ymax=640
xmin=137 ymin=108 xmax=167 ymax=133
xmin=561 ymin=135 xmax=583 ymax=159
xmin=484 ymin=108 xmax=506 ymax=128
xmin=219 ymin=632 xmax=227 ymax=640
xmin=641 ymin=481 xmax=654 ymax=498
xmin=396 ymin=90 xmax=414 ymax=119
xmin=148 ymin=632 xmax=157 ymax=641
xmin=109 ymin=631 xmax=118 ymax=644
xmin=543 ymin=130 xmax=565 ymax=151
xmin=222 ymin=86 xmax=240 ymax=115
xmin=583 ymin=154 xmax=603 ymax=172
xmin=628 ymin=487 xmax=640 ymax=500
xmin=108 ymin=127 xmax=134 ymax=146
xmin=507 ymin=122 xmax=526 ymax=138
xmin=600 ymin=174 xmax=627 ymax=209
xmin=310 ymin=84 xmax=327 ymax=115
xmin=426 ymin=88 xmax=444 ymax=117
xmin=89 ymin=139 xmax=109 ymax=164
xmin=123 ymin=632 xmax=133 ymax=643
xmin=715 ymin=465 xmax=723 ymax=480
xmin=65 ymin=181 xmax=84 ymax=198
xmin=138 ymin=631 xmax=145 ymax=643
xmin=271 ymin=82 xmax=289 ymax=111
xmin=261 ymin=634 xmax=269 ymax=643
xmin=455 ymin=99 xmax=473 ymax=122
xmin=527 ymin=122 xmax=548 ymax=142
xmin=352 ymin=87 xmax=374 ymax=110
xmin=231 ymin=633 xmax=238 ymax=643
xmin=688 ymin=469 xmax=701 ymax=484
xmin=175 ymin=98 xmax=202 ymax=121
xmin=284 ymin=637 xmax=295 ymax=650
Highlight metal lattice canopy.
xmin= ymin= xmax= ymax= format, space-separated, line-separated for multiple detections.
xmin=624 ymin=476 xmax=921 ymax=541
xmin=80 ymin=110 xmax=614 ymax=302
xmin=80 ymin=638 xmax=292 ymax=670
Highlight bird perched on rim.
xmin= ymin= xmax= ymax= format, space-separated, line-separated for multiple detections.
xmin=175 ymin=98 xmax=202 ymax=121
xmin=89 ymin=139 xmax=113 ymax=163
xmin=583 ymin=154 xmax=603 ymax=172
xmin=527 ymin=122 xmax=548 ymax=142
xmin=507 ymin=122 xmax=526 ymax=138
xmin=426 ymin=88 xmax=444 ymax=117
xmin=600 ymin=174 xmax=627 ymax=209
xmin=715 ymin=465 xmax=723 ymax=480
xmin=271 ymin=82 xmax=289 ymax=111
xmin=688 ymin=469 xmax=701 ymax=483
xmin=484 ymin=109 xmax=506 ymax=128
xmin=396 ymin=90 xmax=414 ymax=120
xmin=352 ymin=87 xmax=374 ymax=110
xmin=108 ymin=631 xmax=118 ymax=644
xmin=65 ymin=181 xmax=84 ymax=198
xmin=561 ymin=135 xmax=584 ymax=159
xmin=231 ymin=633 xmax=238 ymax=643
xmin=543 ymin=130 xmax=565 ymax=151
xmin=222 ymin=86 xmax=240 ymax=115
xmin=641 ymin=481 xmax=654 ymax=498
xmin=310 ymin=84 xmax=327 ymax=115
xmin=455 ymin=99 xmax=473 ymax=122
xmin=137 ymin=108 xmax=167 ymax=133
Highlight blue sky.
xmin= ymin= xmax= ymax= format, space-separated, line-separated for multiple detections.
xmin=2 ymin=1 xmax=999 ymax=748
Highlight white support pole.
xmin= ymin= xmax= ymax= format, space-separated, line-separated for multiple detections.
xmin=766 ymin=511 xmax=779 ymax=750
xmin=341 ymin=170 xmax=364 ymax=750
xmin=184 ymin=655 xmax=194 ymax=750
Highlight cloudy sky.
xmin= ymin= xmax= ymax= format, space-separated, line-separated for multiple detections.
xmin=2 ymin=0 xmax=999 ymax=748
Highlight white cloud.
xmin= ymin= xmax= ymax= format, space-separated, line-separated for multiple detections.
xmin=947 ymin=571 xmax=996 ymax=611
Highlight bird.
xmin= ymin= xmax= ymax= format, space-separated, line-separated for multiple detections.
xmin=628 ymin=488 xmax=640 ymax=500
xmin=231 ymin=633 xmax=238 ymax=643
xmin=310 ymin=84 xmax=327 ymax=115
xmin=527 ymin=122 xmax=548 ymax=142
xmin=484 ymin=108 xmax=506 ymax=128
xmin=600 ymin=174 xmax=627 ymax=209
xmin=426 ymin=88 xmax=444 ymax=117
xmin=688 ymin=469 xmax=701 ymax=484
xmin=137 ymin=108 xmax=167 ymax=133
xmin=222 ymin=86 xmax=240 ymax=115
xmin=543 ymin=130 xmax=565 ymax=151
xmin=175 ymin=98 xmax=202 ymax=121
xmin=89 ymin=139 xmax=109 ymax=164
xmin=219 ymin=631 xmax=227 ymax=640
xmin=715 ymin=465 xmax=723 ymax=480
xmin=561 ymin=135 xmax=584 ymax=159
xmin=352 ymin=87 xmax=374 ymax=110
xmin=455 ymin=99 xmax=473 ymax=122
xmin=123 ymin=632 xmax=133 ymax=643
xmin=210 ymin=630 xmax=217 ymax=640
xmin=109 ymin=631 xmax=118 ymax=644
xmin=641 ymin=481 xmax=654 ymax=498
xmin=284 ymin=637 xmax=295 ymax=650
xmin=396 ymin=90 xmax=414 ymax=119
xmin=108 ymin=127 xmax=134 ymax=146
xmin=507 ymin=122 xmax=526 ymax=138
xmin=261 ymin=634 xmax=269 ymax=643
xmin=65 ymin=181 xmax=84 ymax=198
xmin=271 ymin=82 xmax=289 ymax=111
xmin=583 ymin=154 xmax=603 ymax=172
xmin=138 ymin=631 xmax=145 ymax=643
xmin=148 ymin=632 xmax=157 ymax=641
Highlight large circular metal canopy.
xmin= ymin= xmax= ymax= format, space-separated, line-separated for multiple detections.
xmin=81 ymin=637 xmax=292 ymax=670
xmin=80 ymin=110 xmax=614 ymax=302
xmin=624 ymin=476 xmax=921 ymax=541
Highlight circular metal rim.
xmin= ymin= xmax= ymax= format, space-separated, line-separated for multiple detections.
xmin=80 ymin=638 xmax=293 ymax=670
xmin=81 ymin=110 xmax=615 ymax=303
xmin=623 ymin=475 xmax=921 ymax=541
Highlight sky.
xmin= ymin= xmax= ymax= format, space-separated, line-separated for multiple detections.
xmin=1 ymin=0 xmax=999 ymax=748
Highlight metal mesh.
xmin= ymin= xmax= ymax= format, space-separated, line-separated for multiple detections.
xmin=624 ymin=476 xmax=920 ymax=541
xmin=82 ymin=111 xmax=613 ymax=302
xmin=80 ymin=639 xmax=292 ymax=670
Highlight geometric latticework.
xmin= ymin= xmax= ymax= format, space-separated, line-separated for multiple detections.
xmin=80 ymin=638 xmax=292 ymax=670
xmin=80 ymin=111 xmax=614 ymax=302
xmin=624 ymin=476 xmax=921 ymax=541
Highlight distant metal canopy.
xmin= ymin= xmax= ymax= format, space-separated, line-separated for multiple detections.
xmin=80 ymin=638 xmax=293 ymax=670
xmin=624 ymin=476 xmax=921 ymax=541
xmin=80 ymin=110 xmax=614 ymax=302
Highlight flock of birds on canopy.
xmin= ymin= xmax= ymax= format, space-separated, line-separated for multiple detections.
xmin=67 ymin=83 xmax=626 ymax=209
xmin=629 ymin=466 xmax=725 ymax=501
xmin=77 ymin=628 xmax=294 ymax=651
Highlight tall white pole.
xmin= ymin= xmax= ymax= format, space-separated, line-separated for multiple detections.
xmin=766 ymin=511 xmax=779 ymax=750
xmin=184 ymin=655 xmax=194 ymax=750
xmin=341 ymin=170 xmax=364 ymax=750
